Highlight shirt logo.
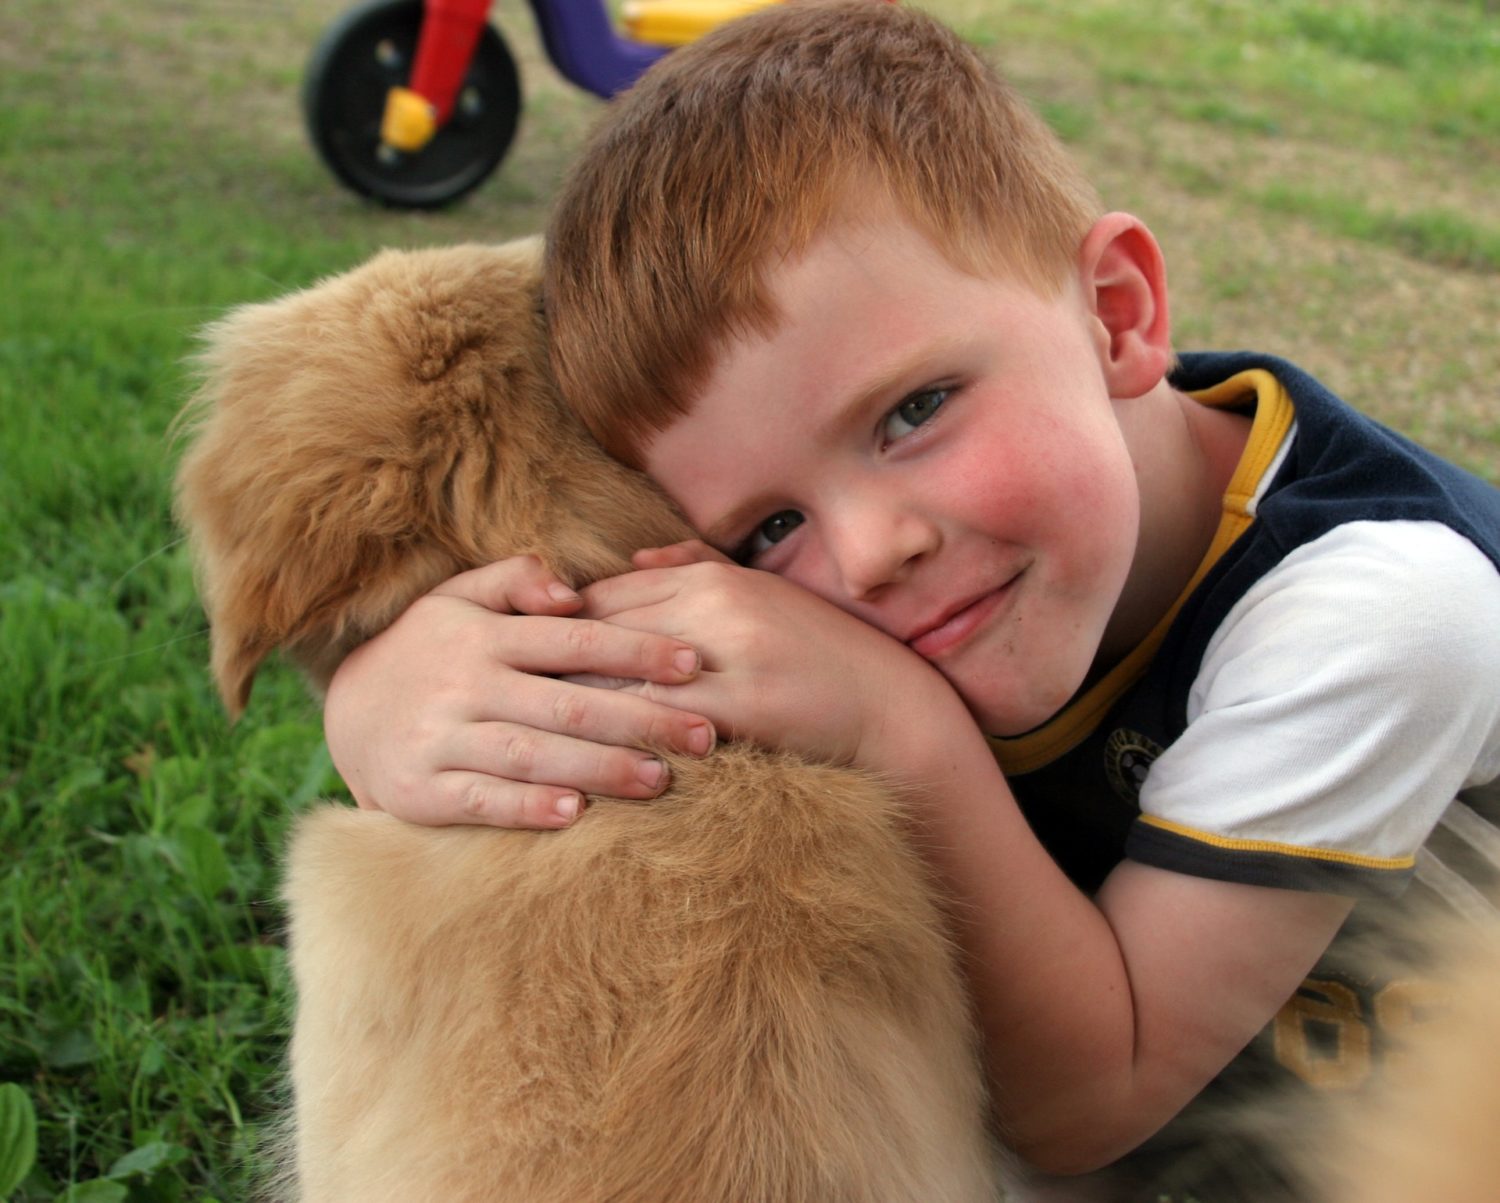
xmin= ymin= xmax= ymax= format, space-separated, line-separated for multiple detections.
xmin=1104 ymin=727 xmax=1164 ymax=805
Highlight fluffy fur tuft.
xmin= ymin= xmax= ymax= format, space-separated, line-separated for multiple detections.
xmin=175 ymin=239 xmax=1004 ymax=1202
xmin=175 ymin=239 xmax=681 ymax=714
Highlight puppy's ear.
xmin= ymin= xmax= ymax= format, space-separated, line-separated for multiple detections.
xmin=174 ymin=241 xmax=550 ymax=715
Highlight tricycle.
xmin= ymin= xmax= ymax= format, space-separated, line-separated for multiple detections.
xmin=303 ymin=0 xmax=779 ymax=208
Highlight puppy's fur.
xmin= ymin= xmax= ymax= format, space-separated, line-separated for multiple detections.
xmin=175 ymin=240 xmax=1004 ymax=1202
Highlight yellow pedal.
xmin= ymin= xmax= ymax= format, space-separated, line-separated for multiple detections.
xmin=380 ymin=86 xmax=438 ymax=153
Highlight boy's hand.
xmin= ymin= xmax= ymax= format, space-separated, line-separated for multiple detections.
xmin=323 ymin=556 xmax=716 ymax=828
xmin=578 ymin=541 xmax=966 ymax=780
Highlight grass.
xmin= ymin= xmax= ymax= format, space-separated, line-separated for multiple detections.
xmin=2 ymin=0 xmax=1496 ymax=1198
xmin=1253 ymin=185 xmax=1500 ymax=273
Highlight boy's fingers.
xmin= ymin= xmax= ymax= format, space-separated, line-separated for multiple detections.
xmin=430 ymin=556 xmax=582 ymax=615
xmin=474 ymin=680 xmax=716 ymax=766
xmin=435 ymin=770 xmax=587 ymax=829
xmin=582 ymin=556 xmax=744 ymax=620
xmin=496 ymin=616 xmax=700 ymax=684
xmin=453 ymin=723 xmax=671 ymax=802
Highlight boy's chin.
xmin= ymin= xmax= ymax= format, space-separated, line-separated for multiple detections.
xmin=968 ymin=701 xmax=1053 ymax=741
xmin=964 ymin=680 xmax=1082 ymax=739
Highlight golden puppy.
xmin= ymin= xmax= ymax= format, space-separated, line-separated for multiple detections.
xmin=175 ymin=239 xmax=1003 ymax=1203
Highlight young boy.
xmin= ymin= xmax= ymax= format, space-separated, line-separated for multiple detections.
xmin=323 ymin=2 xmax=1500 ymax=1196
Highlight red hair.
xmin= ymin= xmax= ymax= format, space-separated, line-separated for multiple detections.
xmin=546 ymin=0 xmax=1101 ymax=465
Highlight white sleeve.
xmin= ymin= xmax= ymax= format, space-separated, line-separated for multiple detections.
xmin=1131 ymin=520 xmax=1500 ymax=895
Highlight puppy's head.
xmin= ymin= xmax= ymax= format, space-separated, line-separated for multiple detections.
xmin=175 ymin=239 xmax=691 ymax=715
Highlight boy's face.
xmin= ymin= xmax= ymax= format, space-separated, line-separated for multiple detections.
xmin=642 ymin=215 xmax=1142 ymax=735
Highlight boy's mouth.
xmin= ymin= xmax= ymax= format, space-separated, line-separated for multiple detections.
xmin=905 ymin=574 xmax=1022 ymax=660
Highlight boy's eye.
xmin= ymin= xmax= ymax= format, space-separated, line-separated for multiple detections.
xmin=739 ymin=509 xmax=805 ymax=561
xmin=882 ymin=387 xmax=949 ymax=441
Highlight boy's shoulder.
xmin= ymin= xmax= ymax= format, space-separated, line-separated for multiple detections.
xmin=1172 ymin=349 xmax=1500 ymax=576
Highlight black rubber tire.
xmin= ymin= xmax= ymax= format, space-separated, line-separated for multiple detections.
xmin=303 ymin=0 xmax=522 ymax=208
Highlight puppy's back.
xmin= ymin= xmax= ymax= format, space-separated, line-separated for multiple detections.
xmin=285 ymin=746 xmax=1002 ymax=1202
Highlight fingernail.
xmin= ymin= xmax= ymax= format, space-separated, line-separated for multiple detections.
xmin=686 ymin=723 xmax=715 ymax=756
xmin=636 ymin=758 xmax=668 ymax=789
xmin=554 ymin=794 xmax=581 ymax=823
xmin=548 ymin=583 xmax=580 ymax=603
xmin=673 ymin=648 xmax=699 ymax=676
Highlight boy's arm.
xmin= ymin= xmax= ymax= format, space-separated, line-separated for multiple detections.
xmin=916 ymin=760 xmax=1352 ymax=1172
xmin=952 ymin=521 xmax=1500 ymax=1168
xmin=843 ymin=687 xmax=1352 ymax=1172
xmin=586 ymin=549 xmax=1353 ymax=1173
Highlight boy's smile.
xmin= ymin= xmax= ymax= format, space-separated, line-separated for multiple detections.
xmin=642 ymin=212 xmax=1145 ymax=735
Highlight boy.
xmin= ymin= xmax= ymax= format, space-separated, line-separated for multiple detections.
xmin=324 ymin=2 xmax=1500 ymax=1196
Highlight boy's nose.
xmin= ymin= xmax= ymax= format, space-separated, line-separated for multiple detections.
xmin=828 ymin=503 xmax=941 ymax=601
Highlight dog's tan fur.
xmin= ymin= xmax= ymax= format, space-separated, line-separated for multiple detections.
xmin=175 ymin=240 xmax=1003 ymax=1202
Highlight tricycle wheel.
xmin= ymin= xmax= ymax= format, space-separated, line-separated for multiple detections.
xmin=303 ymin=0 xmax=521 ymax=208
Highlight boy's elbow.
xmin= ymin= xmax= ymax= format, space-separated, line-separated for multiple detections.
xmin=1000 ymin=1079 xmax=1166 ymax=1178
xmin=1013 ymin=1128 xmax=1138 ymax=1179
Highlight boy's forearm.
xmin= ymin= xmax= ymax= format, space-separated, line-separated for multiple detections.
xmin=873 ymin=700 xmax=1185 ymax=1173
xmin=890 ymin=708 xmax=1353 ymax=1175
xmin=912 ymin=750 xmax=1143 ymax=1169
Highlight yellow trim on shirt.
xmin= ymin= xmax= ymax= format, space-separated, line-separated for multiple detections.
xmin=1138 ymin=814 xmax=1417 ymax=871
xmin=989 ymin=370 xmax=1296 ymax=775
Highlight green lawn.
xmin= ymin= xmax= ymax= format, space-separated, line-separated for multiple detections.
xmin=2 ymin=0 xmax=1496 ymax=1198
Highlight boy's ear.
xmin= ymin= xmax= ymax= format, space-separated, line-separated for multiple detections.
xmin=1077 ymin=213 xmax=1173 ymax=400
